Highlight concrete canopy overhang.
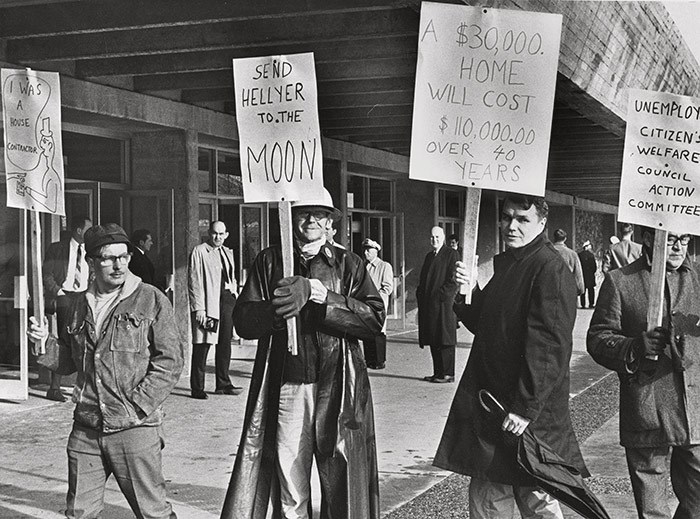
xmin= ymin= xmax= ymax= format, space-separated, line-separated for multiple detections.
xmin=2 ymin=0 xmax=700 ymax=207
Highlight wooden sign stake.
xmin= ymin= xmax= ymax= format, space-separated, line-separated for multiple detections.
xmin=29 ymin=210 xmax=46 ymax=353
xmin=460 ymin=187 xmax=482 ymax=303
xmin=278 ymin=201 xmax=299 ymax=355
xmin=646 ymin=229 xmax=668 ymax=360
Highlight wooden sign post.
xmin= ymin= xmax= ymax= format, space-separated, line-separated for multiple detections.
xmin=29 ymin=210 xmax=46 ymax=352
xmin=232 ymin=53 xmax=325 ymax=355
xmin=410 ymin=4 xmax=562 ymax=288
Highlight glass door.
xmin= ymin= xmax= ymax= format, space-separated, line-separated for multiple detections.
xmin=0 ymin=189 xmax=28 ymax=400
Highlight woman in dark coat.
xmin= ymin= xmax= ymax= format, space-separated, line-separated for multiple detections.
xmin=433 ymin=195 xmax=588 ymax=517
xmin=416 ymin=226 xmax=460 ymax=382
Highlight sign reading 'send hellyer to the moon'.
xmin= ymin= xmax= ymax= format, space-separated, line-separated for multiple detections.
xmin=2 ymin=68 xmax=65 ymax=215
xmin=233 ymin=52 xmax=324 ymax=203
xmin=410 ymin=2 xmax=562 ymax=196
xmin=618 ymin=89 xmax=700 ymax=236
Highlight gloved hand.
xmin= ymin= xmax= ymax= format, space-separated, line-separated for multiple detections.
xmin=272 ymin=276 xmax=311 ymax=319
xmin=634 ymin=326 xmax=669 ymax=359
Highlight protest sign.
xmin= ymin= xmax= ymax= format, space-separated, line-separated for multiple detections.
xmin=409 ymin=2 xmax=562 ymax=196
xmin=618 ymin=89 xmax=700 ymax=236
xmin=233 ymin=52 xmax=324 ymax=203
xmin=2 ymin=68 xmax=65 ymax=216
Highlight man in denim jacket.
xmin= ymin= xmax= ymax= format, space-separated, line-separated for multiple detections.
xmin=588 ymin=228 xmax=700 ymax=518
xmin=29 ymin=223 xmax=184 ymax=519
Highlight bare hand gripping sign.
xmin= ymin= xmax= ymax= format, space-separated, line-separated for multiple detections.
xmin=409 ymin=3 xmax=562 ymax=196
xmin=619 ymin=89 xmax=700 ymax=235
xmin=2 ymin=68 xmax=65 ymax=215
xmin=233 ymin=53 xmax=324 ymax=203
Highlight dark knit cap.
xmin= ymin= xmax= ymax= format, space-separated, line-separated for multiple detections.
xmin=83 ymin=223 xmax=131 ymax=256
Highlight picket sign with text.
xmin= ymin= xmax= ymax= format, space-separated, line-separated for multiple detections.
xmin=410 ymin=3 xmax=562 ymax=301
xmin=619 ymin=89 xmax=700 ymax=333
xmin=233 ymin=53 xmax=325 ymax=354
xmin=2 ymin=68 xmax=66 ymax=346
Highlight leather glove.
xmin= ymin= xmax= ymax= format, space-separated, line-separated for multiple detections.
xmin=272 ymin=276 xmax=311 ymax=319
xmin=634 ymin=326 xmax=669 ymax=359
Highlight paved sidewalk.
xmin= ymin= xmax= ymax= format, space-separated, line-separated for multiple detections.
xmin=0 ymin=309 xmax=644 ymax=518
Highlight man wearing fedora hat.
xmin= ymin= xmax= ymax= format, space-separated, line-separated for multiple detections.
xmin=578 ymin=240 xmax=597 ymax=309
xmin=222 ymin=189 xmax=385 ymax=519
xmin=28 ymin=223 xmax=184 ymax=519
xmin=362 ymin=237 xmax=394 ymax=370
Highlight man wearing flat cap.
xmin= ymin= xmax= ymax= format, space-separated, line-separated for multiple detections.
xmin=28 ymin=223 xmax=184 ymax=519
xmin=362 ymin=237 xmax=394 ymax=369
xmin=221 ymin=189 xmax=385 ymax=519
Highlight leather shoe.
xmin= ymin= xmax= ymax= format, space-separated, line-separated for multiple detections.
xmin=191 ymin=391 xmax=208 ymax=400
xmin=215 ymin=386 xmax=243 ymax=396
xmin=367 ymin=362 xmax=385 ymax=370
xmin=46 ymin=389 xmax=66 ymax=402
xmin=430 ymin=375 xmax=455 ymax=383
xmin=423 ymin=375 xmax=436 ymax=382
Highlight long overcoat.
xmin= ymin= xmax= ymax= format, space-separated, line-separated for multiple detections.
xmin=220 ymin=243 xmax=384 ymax=519
xmin=188 ymin=241 xmax=236 ymax=344
xmin=578 ymin=248 xmax=597 ymax=289
xmin=416 ymin=245 xmax=460 ymax=347
xmin=433 ymin=232 xmax=588 ymax=484
xmin=587 ymin=255 xmax=700 ymax=448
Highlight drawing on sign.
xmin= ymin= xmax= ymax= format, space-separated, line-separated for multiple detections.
xmin=233 ymin=53 xmax=324 ymax=203
xmin=3 ymin=72 xmax=63 ymax=214
xmin=618 ymin=89 xmax=700 ymax=235
xmin=409 ymin=3 xmax=562 ymax=196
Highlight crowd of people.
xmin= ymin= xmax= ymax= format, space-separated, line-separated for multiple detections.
xmin=26 ymin=190 xmax=698 ymax=519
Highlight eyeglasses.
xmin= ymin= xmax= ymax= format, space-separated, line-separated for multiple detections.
xmin=667 ymin=235 xmax=691 ymax=247
xmin=95 ymin=253 xmax=132 ymax=266
xmin=294 ymin=210 xmax=331 ymax=221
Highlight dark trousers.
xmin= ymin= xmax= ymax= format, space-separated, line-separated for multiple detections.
xmin=430 ymin=344 xmax=455 ymax=378
xmin=363 ymin=333 xmax=386 ymax=366
xmin=190 ymin=294 xmax=235 ymax=393
xmin=580 ymin=286 xmax=595 ymax=308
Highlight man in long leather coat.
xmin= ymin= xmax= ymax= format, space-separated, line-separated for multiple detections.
xmin=221 ymin=190 xmax=385 ymax=519
xmin=433 ymin=195 xmax=588 ymax=519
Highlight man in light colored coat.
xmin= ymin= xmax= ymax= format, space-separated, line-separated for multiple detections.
xmin=588 ymin=228 xmax=700 ymax=518
xmin=602 ymin=222 xmax=642 ymax=273
xmin=188 ymin=221 xmax=241 ymax=399
xmin=551 ymin=228 xmax=584 ymax=296
xmin=363 ymin=237 xmax=394 ymax=369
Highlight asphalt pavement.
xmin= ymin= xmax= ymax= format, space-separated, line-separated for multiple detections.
xmin=0 ymin=309 xmax=656 ymax=518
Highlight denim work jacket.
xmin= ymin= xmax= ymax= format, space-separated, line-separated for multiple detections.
xmin=45 ymin=271 xmax=184 ymax=433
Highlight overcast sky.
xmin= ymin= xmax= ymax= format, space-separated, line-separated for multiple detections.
xmin=663 ymin=0 xmax=700 ymax=65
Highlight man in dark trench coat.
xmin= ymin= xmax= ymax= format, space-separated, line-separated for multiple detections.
xmin=416 ymin=225 xmax=460 ymax=383
xmin=433 ymin=195 xmax=588 ymax=518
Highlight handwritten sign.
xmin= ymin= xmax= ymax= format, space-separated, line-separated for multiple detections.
xmin=618 ymin=89 xmax=700 ymax=235
xmin=233 ymin=53 xmax=324 ymax=203
xmin=410 ymin=3 xmax=562 ymax=196
xmin=2 ymin=68 xmax=65 ymax=215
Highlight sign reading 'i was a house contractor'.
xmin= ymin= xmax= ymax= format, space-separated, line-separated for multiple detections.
xmin=233 ymin=52 xmax=324 ymax=203
xmin=618 ymin=89 xmax=700 ymax=235
xmin=410 ymin=2 xmax=562 ymax=196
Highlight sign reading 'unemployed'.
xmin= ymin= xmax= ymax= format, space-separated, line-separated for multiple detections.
xmin=410 ymin=3 xmax=561 ymax=196
xmin=233 ymin=52 xmax=324 ymax=203
xmin=618 ymin=89 xmax=700 ymax=235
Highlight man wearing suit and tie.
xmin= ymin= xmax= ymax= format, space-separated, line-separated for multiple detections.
xmin=188 ymin=220 xmax=242 ymax=399
xmin=129 ymin=229 xmax=157 ymax=288
xmin=417 ymin=226 xmax=460 ymax=383
xmin=43 ymin=215 xmax=92 ymax=401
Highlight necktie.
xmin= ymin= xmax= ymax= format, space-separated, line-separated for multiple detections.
xmin=219 ymin=249 xmax=231 ymax=284
xmin=73 ymin=244 xmax=83 ymax=291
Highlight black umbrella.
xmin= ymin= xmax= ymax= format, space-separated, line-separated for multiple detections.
xmin=478 ymin=390 xmax=612 ymax=519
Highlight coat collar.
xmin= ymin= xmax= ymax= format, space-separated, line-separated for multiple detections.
xmin=294 ymin=241 xmax=337 ymax=267
xmin=503 ymin=231 xmax=548 ymax=261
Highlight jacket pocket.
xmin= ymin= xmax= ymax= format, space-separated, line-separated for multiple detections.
xmin=620 ymin=378 xmax=660 ymax=431
xmin=110 ymin=313 xmax=149 ymax=353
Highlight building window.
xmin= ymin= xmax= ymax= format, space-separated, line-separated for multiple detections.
xmin=217 ymin=151 xmax=243 ymax=197
xmin=437 ymin=188 xmax=464 ymax=240
xmin=347 ymin=174 xmax=392 ymax=211
xmin=198 ymin=148 xmax=214 ymax=193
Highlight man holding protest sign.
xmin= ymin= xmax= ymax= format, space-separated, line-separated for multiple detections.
xmin=221 ymin=189 xmax=384 ymax=519
xmin=27 ymin=223 xmax=183 ymax=519
xmin=588 ymin=229 xmax=700 ymax=518
xmin=434 ymin=195 xmax=587 ymax=518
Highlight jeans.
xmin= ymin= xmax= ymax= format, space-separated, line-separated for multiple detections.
xmin=468 ymin=477 xmax=563 ymax=519
xmin=66 ymin=424 xmax=175 ymax=519
xmin=626 ymin=445 xmax=700 ymax=519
